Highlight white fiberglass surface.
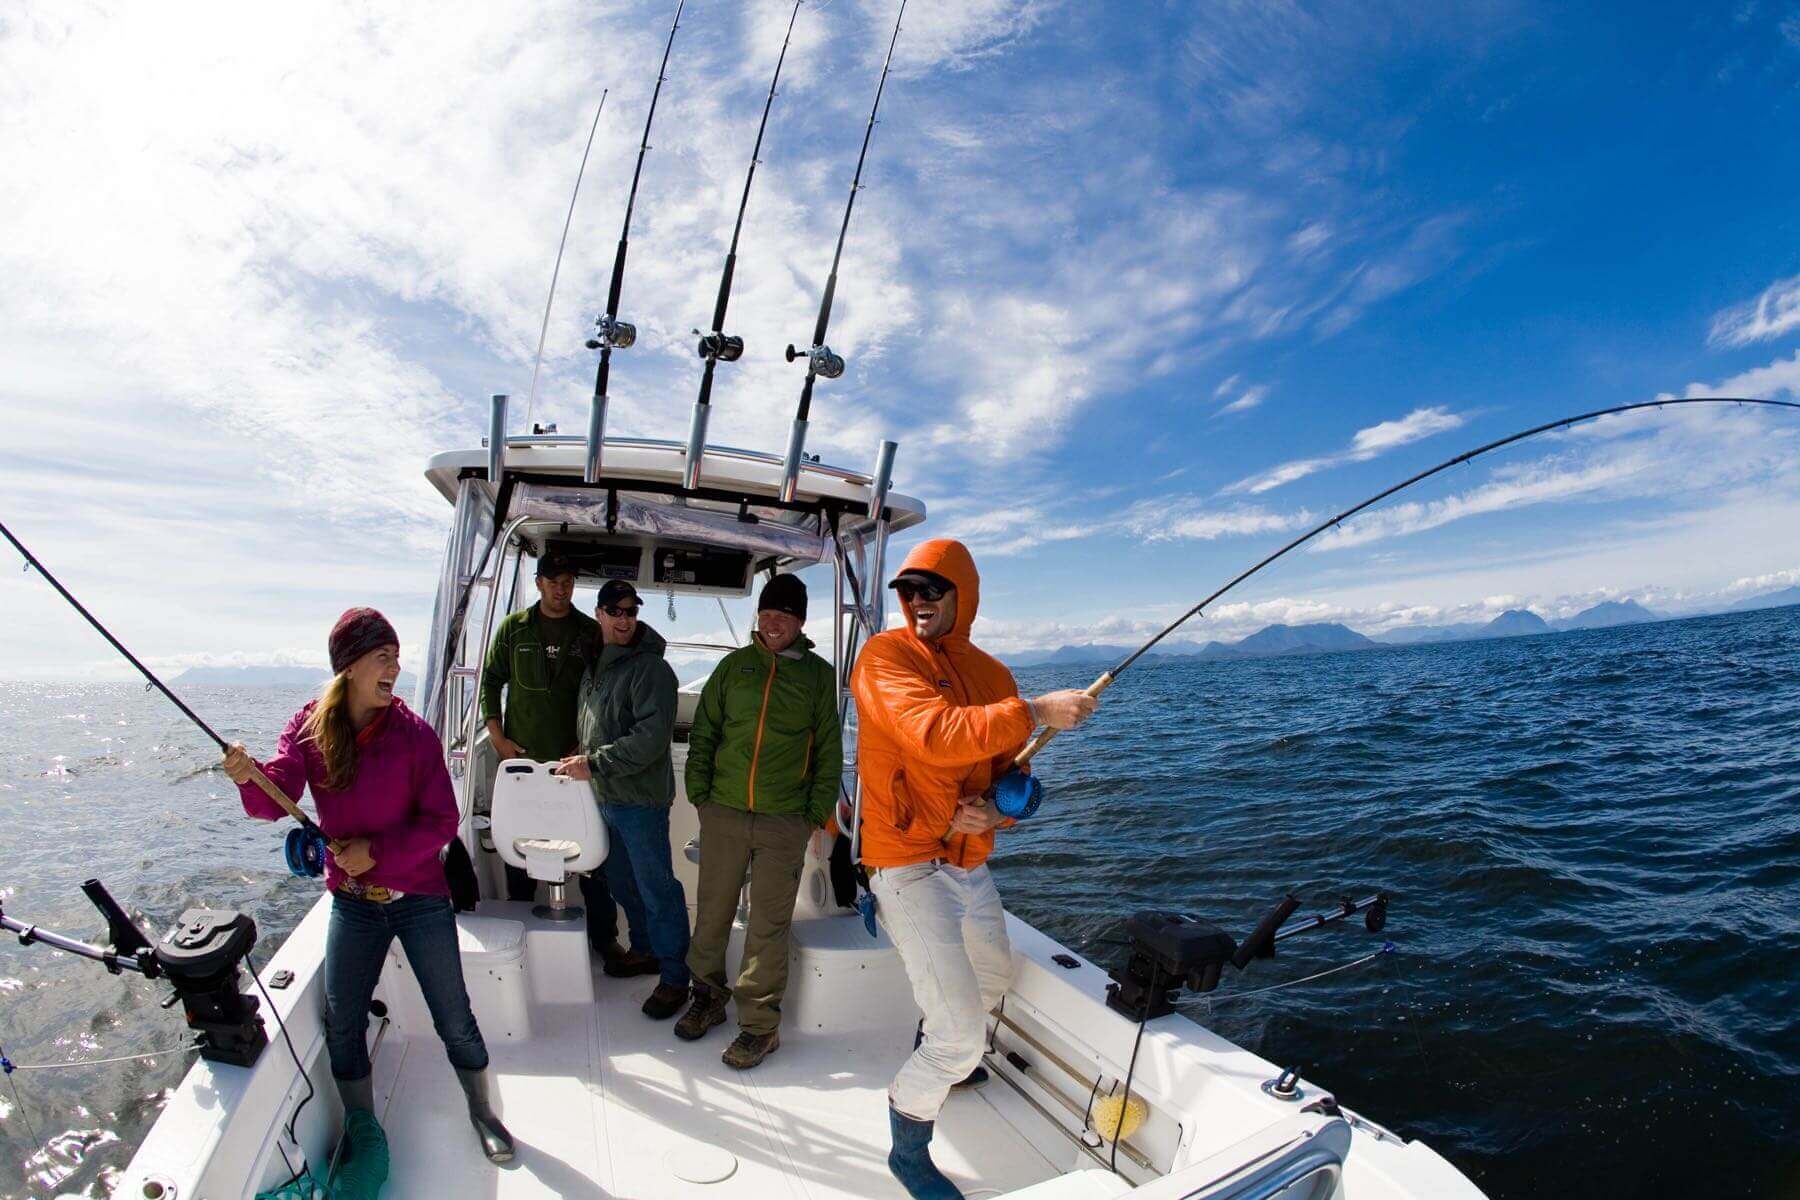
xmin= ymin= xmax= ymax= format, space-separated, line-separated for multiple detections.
xmin=370 ymin=919 xmax=1062 ymax=1200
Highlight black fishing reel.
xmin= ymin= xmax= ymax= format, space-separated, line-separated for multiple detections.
xmin=696 ymin=330 xmax=744 ymax=363
xmin=586 ymin=313 xmax=637 ymax=351
xmin=785 ymin=342 xmax=845 ymax=380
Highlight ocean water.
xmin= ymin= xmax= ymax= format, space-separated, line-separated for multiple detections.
xmin=2 ymin=607 xmax=1798 ymax=1198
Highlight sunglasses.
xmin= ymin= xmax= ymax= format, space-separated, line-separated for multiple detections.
xmin=894 ymin=579 xmax=951 ymax=603
xmin=601 ymin=604 xmax=641 ymax=619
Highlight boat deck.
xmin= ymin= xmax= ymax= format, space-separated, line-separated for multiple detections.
xmin=367 ymin=904 xmax=1066 ymax=1200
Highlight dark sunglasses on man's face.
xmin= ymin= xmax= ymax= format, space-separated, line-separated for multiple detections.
xmin=894 ymin=579 xmax=951 ymax=603
xmin=601 ymin=604 xmax=641 ymax=619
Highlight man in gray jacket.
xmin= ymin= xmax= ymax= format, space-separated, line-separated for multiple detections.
xmin=555 ymin=581 xmax=691 ymax=1019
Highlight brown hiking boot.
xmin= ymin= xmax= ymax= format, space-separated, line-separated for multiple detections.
xmin=642 ymin=982 xmax=688 ymax=1020
xmin=604 ymin=948 xmax=661 ymax=979
xmin=721 ymin=1030 xmax=779 ymax=1070
xmin=674 ymin=987 xmax=729 ymax=1041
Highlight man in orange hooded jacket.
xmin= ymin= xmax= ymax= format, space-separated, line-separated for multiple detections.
xmin=852 ymin=538 xmax=1096 ymax=1200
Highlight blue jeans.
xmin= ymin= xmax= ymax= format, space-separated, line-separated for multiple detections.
xmin=576 ymin=869 xmax=625 ymax=954
xmin=600 ymin=804 xmax=690 ymax=988
xmin=325 ymin=892 xmax=487 ymax=1080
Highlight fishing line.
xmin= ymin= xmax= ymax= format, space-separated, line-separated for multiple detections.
xmin=0 ymin=1035 xmax=47 ymax=1165
xmin=1012 ymin=395 xmax=1800 ymax=770
xmin=1196 ymin=943 xmax=1396 ymax=1005
xmin=524 ymin=88 xmax=609 ymax=433
xmin=2 ymin=1043 xmax=201 ymax=1071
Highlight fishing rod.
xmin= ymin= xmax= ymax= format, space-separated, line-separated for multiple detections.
xmin=990 ymin=394 xmax=1800 ymax=814
xmin=0 ymin=518 xmax=341 ymax=858
xmin=583 ymin=0 xmax=686 ymax=483
xmin=682 ymin=0 xmax=805 ymax=491
xmin=776 ymin=0 xmax=908 ymax=503
xmin=523 ymin=87 xmax=608 ymax=436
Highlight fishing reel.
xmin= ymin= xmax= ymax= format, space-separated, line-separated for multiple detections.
xmin=695 ymin=330 xmax=744 ymax=363
xmin=785 ymin=342 xmax=845 ymax=380
xmin=1105 ymin=892 xmax=1391 ymax=1019
xmin=991 ymin=769 xmax=1044 ymax=819
xmin=586 ymin=313 xmax=637 ymax=351
xmin=284 ymin=825 xmax=329 ymax=878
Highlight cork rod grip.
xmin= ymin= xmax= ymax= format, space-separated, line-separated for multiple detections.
xmin=1012 ymin=671 xmax=1114 ymax=768
xmin=245 ymin=761 xmax=346 ymax=855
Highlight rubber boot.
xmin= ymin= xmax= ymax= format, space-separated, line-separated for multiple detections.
xmin=455 ymin=1067 xmax=516 ymax=1164
xmin=887 ymin=1106 xmax=963 ymax=1200
xmin=335 ymin=1073 xmax=374 ymax=1115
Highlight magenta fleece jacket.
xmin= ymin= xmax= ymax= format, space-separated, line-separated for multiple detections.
xmin=238 ymin=698 xmax=458 ymax=896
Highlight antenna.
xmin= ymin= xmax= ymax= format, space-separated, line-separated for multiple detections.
xmin=523 ymin=88 xmax=608 ymax=433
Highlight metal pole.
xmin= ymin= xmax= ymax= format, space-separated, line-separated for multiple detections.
xmin=488 ymin=394 xmax=509 ymax=488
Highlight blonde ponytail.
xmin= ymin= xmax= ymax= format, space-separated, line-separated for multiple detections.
xmin=300 ymin=672 xmax=360 ymax=791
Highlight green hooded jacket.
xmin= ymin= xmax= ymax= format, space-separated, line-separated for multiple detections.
xmin=685 ymin=633 xmax=842 ymax=828
xmin=479 ymin=603 xmax=599 ymax=762
xmin=575 ymin=623 xmax=679 ymax=808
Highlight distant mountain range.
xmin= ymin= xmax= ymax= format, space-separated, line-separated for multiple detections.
xmin=1006 ymin=585 xmax=1800 ymax=669
xmin=174 ymin=665 xmax=418 ymax=690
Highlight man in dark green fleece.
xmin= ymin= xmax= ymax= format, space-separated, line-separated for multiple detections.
xmin=675 ymin=573 xmax=842 ymax=1069
xmin=555 ymin=580 xmax=692 ymax=1020
xmin=480 ymin=556 xmax=650 ymax=974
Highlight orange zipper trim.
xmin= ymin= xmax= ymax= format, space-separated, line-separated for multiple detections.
xmin=746 ymin=657 xmax=777 ymax=811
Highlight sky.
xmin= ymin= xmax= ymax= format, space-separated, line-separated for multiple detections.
xmin=3 ymin=0 xmax=1800 ymax=679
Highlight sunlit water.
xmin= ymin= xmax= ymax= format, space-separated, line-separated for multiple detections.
xmin=2 ymin=608 xmax=1798 ymax=1197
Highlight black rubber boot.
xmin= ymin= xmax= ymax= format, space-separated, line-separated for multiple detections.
xmin=455 ymin=1067 xmax=516 ymax=1164
xmin=335 ymin=1073 xmax=374 ymax=1114
xmin=887 ymin=1105 xmax=963 ymax=1200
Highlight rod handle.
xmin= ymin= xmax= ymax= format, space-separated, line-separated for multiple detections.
xmin=244 ymin=761 xmax=345 ymax=856
xmin=1013 ymin=671 xmax=1114 ymax=768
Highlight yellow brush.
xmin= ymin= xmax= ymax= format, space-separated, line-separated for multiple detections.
xmin=1091 ymin=1094 xmax=1146 ymax=1143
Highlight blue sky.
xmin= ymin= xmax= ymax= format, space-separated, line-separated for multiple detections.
xmin=3 ymin=0 xmax=1800 ymax=678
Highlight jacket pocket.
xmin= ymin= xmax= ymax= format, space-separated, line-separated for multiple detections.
xmin=513 ymin=641 xmax=549 ymax=692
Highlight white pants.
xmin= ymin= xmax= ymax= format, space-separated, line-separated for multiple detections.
xmin=872 ymin=861 xmax=1015 ymax=1121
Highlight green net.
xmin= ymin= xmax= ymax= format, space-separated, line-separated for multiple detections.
xmin=254 ymin=1110 xmax=389 ymax=1200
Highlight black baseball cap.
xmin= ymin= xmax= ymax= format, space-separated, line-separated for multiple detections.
xmin=537 ymin=552 xmax=576 ymax=578
xmin=888 ymin=568 xmax=954 ymax=592
xmin=596 ymin=579 xmax=641 ymax=610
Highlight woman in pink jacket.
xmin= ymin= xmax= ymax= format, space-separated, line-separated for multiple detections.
xmin=223 ymin=608 xmax=513 ymax=1163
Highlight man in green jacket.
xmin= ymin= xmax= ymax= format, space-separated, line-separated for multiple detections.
xmin=675 ymin=573 xmax=842 ymax=1068
xmin=481 ymin=556 xmax=645 ymax=973
xmin=555 ymin=580 xmax=691 ymax=1020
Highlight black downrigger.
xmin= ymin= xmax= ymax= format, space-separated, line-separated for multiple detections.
xmin=1 ymin=878 xmax=268 ymax=1067
xmin=1106 ymin=891 xmax=1390 ymax=1019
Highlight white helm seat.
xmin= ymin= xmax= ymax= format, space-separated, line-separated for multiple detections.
xmin=490 ymin=760 xmax=606 ymax=921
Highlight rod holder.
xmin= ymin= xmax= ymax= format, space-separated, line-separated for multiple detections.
xmin=867 ymin=439 xmax=898 ymax=630
xmin=777 ymin=417 xmax=810 ymax=503
xmin=488 ymin=394 xmax=508 ymax=487
xmin=683 ymin=402 xmax=711 ymax=491
xmin=584 ymin=392 xmax=608 ymax=483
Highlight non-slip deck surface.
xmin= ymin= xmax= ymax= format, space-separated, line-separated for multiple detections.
xmin=369 ymin=912 xmax=1065 ymax=1199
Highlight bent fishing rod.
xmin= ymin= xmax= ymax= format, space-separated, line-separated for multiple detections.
xmin=777 ymin=0 xmax=908 ymax=503
xmin=1010 ymin=394 xmax=1800 ymax=771
xmin=583 ymin=0 xmax=686 ymax=483
xmin=0 ymin=519 xmax=341 ymax=855
xmin=683 ymin=0 xmax=805 ymax=491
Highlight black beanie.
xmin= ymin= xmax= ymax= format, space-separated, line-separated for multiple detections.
xmin=758 ymin=574 xmax=807 ymax=620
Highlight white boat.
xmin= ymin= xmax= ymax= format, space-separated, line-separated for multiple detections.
xmin=114 ymin=433 xmax=1488 ymax=1200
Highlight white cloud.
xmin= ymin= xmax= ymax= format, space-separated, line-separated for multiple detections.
xmin=1213 ymin=373 xmax=1243 ymax=398
xmin=1120 ymin=499 xmax=1313 ymax=543
xmin=1226 ymin=404 xmax=1467 ymax=494
xmin=1709 ymin=275 xmax=1800 ymax=347
xmin=1218 ymin=384 xmax=1270 ymax=414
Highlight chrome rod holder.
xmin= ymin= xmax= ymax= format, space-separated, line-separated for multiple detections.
xmin=487 ymin=394 xmax=508 ymax=487
xmin=866 ymin=439 xmax=898 ymax=630
xmin=583 ymin=393 xmax=608 ymax=483
xmin=682 ymin=402 xmax=711 ymax=491
xmin=777 ymin=417 xmax=809 ymax=503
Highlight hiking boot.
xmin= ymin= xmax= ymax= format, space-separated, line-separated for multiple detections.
xmin=674 ymin=987 xmax=728 ymax=1042
xmin=722 ymin=1030 xmax=779 ymax=1070
xmin=642 ymin=982 xmax=688 ymax=1020
xmin=604 ymin=948 xmax=661 ymax=978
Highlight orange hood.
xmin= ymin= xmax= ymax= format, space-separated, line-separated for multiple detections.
xmin=894 ymin=538 xmax=981 ymax=643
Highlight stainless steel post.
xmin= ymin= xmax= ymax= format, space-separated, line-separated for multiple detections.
xmin=487 ymin=394 xmax=508 ymax=488
xmin=682 ymin=402 xmax=711 ymax=490
xmin=777 ymin=417 xmax=809 ymax=503
xmin=583 ymin=391 xmax=608 ymax=482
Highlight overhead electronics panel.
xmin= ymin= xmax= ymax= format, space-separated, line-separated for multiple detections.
xmin=541 ymin=535 xmax=753 ymax=599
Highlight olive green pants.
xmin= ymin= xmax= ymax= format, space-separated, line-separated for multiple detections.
xmin=686 ymin=804 xmax=812 ymax=1035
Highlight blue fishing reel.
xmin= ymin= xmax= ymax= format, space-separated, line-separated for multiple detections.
xmin=284 ymin=826 xmax=328 ymax=878
xmin=992 ymin=769 xmax=1044 ymax=820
